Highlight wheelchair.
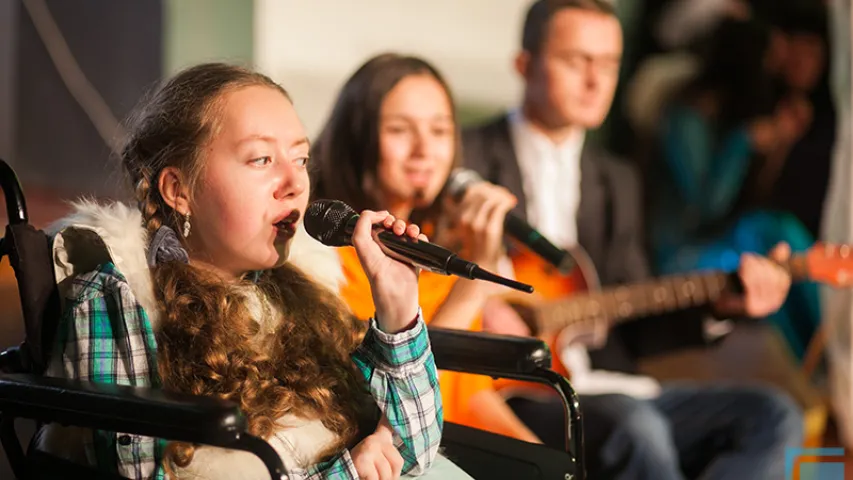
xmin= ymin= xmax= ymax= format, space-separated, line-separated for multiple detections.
xmin=0 ymin=158 xmax=585 ymax=479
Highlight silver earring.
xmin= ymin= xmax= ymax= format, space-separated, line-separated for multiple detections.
xmin=182 ymin=212 xmax=191 ymax=238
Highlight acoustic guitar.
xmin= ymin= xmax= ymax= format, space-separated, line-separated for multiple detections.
xmin=494 ymin=242 xmax=853 ymax=399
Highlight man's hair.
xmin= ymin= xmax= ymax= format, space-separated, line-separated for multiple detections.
xmin=521 ymin=0 xmax=616 ymax=56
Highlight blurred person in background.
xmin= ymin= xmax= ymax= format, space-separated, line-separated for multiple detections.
xmin=646 ymin=17 xmax=822 ymax=362
xmin=463 ymin=1 xmax=804 ymax=478
xmin=768 ymin=3 xmax=834 ymax=240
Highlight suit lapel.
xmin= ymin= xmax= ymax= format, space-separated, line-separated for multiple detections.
xmin=577 ymin=146 xmax=606 ymax=268
xmin=493 ymin=117 xmax=607 ymax=265
xmin=490 ymin=116 xmax=529 ymax=220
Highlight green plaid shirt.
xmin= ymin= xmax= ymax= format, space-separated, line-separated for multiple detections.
xmin=52 ymin=262 xmax=443 ymax=479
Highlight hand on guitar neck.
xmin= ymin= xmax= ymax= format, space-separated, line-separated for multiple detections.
xmin=711 ymin=242 xmax=792 ymax=320
xmin=487 ymin=240 xmax=853 ymax=398
xmin=487 ymin=241 xmax=853 ymax=349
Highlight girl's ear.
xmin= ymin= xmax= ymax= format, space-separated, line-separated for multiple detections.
xmin=158 ymin=167 xmax=191 ymax=214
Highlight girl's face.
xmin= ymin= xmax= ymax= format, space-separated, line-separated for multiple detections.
xmin=187 ymin=85 xmax=311 ymax=278
xmin=376 ymin=74 xmax=456 ymax=217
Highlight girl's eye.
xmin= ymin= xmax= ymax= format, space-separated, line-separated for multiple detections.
xmin=432 ymin=126 xmax=453 ymax=137
xmin=251 ymin=156 xmax=272 ymax=166
xmin=384 ymin=125 xmax=409 ymax=134
xmin=294 ymin=157 xmax=309 ymax=167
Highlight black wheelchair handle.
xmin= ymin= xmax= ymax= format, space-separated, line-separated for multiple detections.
xmin=0 ymin=158 xmax=28 ymax=225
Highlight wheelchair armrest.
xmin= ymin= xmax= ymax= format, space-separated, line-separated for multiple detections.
xmin=0 ymin=373 xmax=245 ymax=445
xmin=428 ymin=330 xmax=586 ymax=464
xmin=428 ymin=327 xmax=551 ymax=377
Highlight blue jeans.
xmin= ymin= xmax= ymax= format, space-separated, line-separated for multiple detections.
xmin=508 ymin=383 xmax=803 ymax=479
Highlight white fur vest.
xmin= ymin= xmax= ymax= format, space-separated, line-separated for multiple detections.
xmin=39 ymin=200 xmax=348 ymax=479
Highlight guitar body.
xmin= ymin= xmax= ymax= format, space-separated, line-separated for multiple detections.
xmin=492 ymin=245 xmax=598 ymax=399
xmin=510 ymin=250 xmax=590 ymax=301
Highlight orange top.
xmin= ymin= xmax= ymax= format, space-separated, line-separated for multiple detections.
xmin=338 ymin=246 xmax=497 ymax=430
xmin=491 ymin=249 xmax=586 ymax=392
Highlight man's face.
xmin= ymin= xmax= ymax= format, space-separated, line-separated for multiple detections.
xmin=521 ymin=8 xmax=623 ymax=130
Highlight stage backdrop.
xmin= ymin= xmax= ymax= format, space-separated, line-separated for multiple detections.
xmin=252 ymin=0 xmax=532 ymax=136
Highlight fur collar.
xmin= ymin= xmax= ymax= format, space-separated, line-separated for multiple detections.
xmin=49 ymin=200 xmax=345 ymax=329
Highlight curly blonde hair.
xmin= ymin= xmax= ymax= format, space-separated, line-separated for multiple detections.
xmin=120 ymin=63 xmax=369 ymax=471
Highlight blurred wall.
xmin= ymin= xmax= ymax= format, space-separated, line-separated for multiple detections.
xmin=253 ymin=0 xmax=531 ymax=136
xmin=14 ymin=0 xmax=162 ymax=199
xmin=0 ymin=0 xmax=15 ymax=162
xmin=164 ymin=0 xmax=254 ymax=75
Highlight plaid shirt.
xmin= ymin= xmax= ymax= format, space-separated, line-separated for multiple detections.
xmin=52 ymin=262 xmax=443 ymax=479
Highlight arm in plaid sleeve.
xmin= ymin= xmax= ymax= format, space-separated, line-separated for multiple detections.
xmin=351 ymin=309 xmax=443 ymax=476
xmin=53 ymin=263 xmax=165 ymax=479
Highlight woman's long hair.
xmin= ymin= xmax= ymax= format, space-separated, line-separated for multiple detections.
xmin=120 ymin=63 xmax=368 ymax=471
xmin=311 ymin=53 xmax=461 ymax=227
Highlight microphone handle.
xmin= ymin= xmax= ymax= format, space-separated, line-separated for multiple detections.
xmin=375 ymin=230 xmax=475 ymax=277
xmin=343 ymin=218 xmax=533 ymax=293
xmin=448 ymin=168 xmax=573 ymax=272
xmin=343 ymin=217 xmax=474 ymax=276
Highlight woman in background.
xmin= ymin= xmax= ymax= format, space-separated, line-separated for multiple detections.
xmin=311 ymin=53 xmax=542 ymax=443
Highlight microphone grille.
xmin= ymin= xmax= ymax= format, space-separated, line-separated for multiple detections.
xmin=446 ymin=168 xmax=484 ymax=199
xmin=304 ymin=199 xmax=357 ymax=247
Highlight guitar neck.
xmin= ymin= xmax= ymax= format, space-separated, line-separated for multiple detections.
xmin=537 ymin=254 xmax=809 ymax=334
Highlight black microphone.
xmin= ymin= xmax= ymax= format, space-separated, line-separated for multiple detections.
xmin=304 ymin=199 xmax=534 ymax=293
xmin=446 ymin=168 xmax=576 ymax=273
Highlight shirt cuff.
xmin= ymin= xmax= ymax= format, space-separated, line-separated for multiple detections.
xmin=361 ymin=308 xmax=430 ymax=373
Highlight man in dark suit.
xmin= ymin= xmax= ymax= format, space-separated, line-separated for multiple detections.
xmin=462 ymin=1 xmax=803 ymax=478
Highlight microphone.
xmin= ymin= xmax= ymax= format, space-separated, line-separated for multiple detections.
xmin=304 ymin=199 xmax=534 ymax=293
xmin=446 ymin=168 xmax=576 ymax=273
